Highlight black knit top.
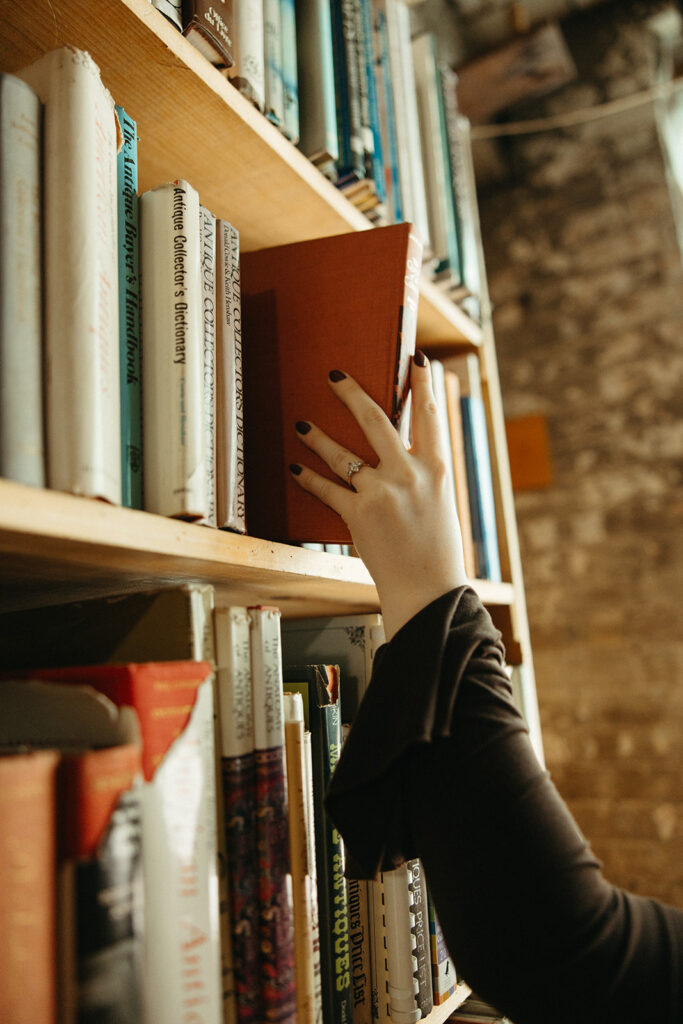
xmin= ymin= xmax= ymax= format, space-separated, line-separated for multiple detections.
xmin=325 ymin=587 xmax=683 ymax=1023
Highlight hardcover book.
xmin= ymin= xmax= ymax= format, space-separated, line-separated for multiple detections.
xmin=200 ymin=203 xmax=218 ymax=527
xmin=14 ymin=662 xmax=223 ymax=1024
xmin=229 ymin=0 xmax=265 ymax=110
xmin=0 ymin=679 xmax=143 ymax=1024
xmin=295 ymin=0 xmax=339 ymax=166
xmin=18 ymin=47 xmax=121 ymax=504
xmin=140 ymin=180 xmax=208 ymax=520
xmin=0 ymin=73 xmax=44 ymax=489
xmin=443 ymin=369 xmax=477 ymax=580
xmin=115 ymin=105 xmax=143 ymax=510
xmin=249 ymin=606 xmax=297 ymax=1024
xmin=283 ymin=663 xmax=352 ymax=1024
xmin=183 ymin=0 xmax=234 ymax=67
xmin=427 ymin=892 xmax=457 ymax=1006
xmin=216 ymin=219 xmax=246 ymax=533
xmin=214 ymin=604 xmax=261 ymax=1024
xmin=241 ymin=222 xmax=422 ymax=543
xmin=0 ymin=751 xmax=59 ymax=1024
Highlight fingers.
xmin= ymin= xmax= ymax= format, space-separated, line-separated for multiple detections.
xmin=408 ymin=351 xmax=443 ymax=457
xmin=327 ymin=371 xmax=405 ymax=463
xmin=295 ymin=419 xmax=371 ymax=487
xmin=289 ymin=462 xmax=353 ymax=521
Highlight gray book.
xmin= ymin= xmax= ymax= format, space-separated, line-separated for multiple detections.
xmin=0 ymin=73 xmax=44 ymax=488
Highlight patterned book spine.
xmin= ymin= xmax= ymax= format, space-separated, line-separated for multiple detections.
xmin=215 ymin=605 xmax=261 ymax=1024
xmin=357 ymin=0 xmax=385 ymax=201
xmin=116 ymin=105 xmax=142 ymax=509
xmin=427 ymin=893 xmax=457 ymax=1006
xmin=279 ymin=0 xmax=299 ymax=143
xmin=230 ymin=0 xmax=265 ymax=110
xmin=374 ymin=8 xmax=403 ymax=222
xmin=408 ymin=859 xmax=433 ymax=1019
xmin=249 ymin=606 xmax=297 ymax=1024
xmin=151 ymin=0 xmax=183 ymax=29
xmin=264 ymin=0 xmax=285 ymax=126
xmin=216 ymin=220 xmax=246 ymax=533
xmin=0 ymin=73 xmax=44 ymax=488
xmin=199 ymin=204 xmax=217 ymax=527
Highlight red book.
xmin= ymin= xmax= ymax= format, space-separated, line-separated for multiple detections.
xmin=0 ymin=751 xmax=59 ymax=1024
xmin=241 ymin=223 xmax=423 ymax=543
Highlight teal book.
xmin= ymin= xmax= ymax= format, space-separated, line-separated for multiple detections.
xmin=280 ymin=0 xmax=300 ymax=143
xmin=283 ymin=664 xmax=353 ymax=1024
xmin=115 ymin=106 xmax=142 ymax=509
xmin=295 ymin=0 xmax=339 ymax=166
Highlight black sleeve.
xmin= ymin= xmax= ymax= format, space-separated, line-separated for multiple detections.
xmin=325 ymin=586 xmax=683 ymax=1024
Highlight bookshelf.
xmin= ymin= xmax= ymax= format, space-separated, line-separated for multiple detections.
xmin=0 ymin=0 xmax=538 ymax=1020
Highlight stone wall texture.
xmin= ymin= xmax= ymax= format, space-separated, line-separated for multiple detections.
xmin=477 ymin=0 xmax=683 ymax=907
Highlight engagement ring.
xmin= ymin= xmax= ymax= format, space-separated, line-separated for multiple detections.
xmin=346 ymin=459 xmax=366 ymax=487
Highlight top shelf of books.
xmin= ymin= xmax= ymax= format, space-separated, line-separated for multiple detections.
xmin=0 ymin=0 xmax=481 ymax=349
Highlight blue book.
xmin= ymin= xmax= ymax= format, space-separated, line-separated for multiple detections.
xmin=115 ymin=106 xmax=142 ymax=509
xmin=358 ymin=0 xmax=386 ymax=201
xmin=375 ymin=8 xmax=402 ymax=221
xmin=295 ymin=0 xmax=339 ymax=165
xmin=460 ymin=394 xmax=501 ymax=583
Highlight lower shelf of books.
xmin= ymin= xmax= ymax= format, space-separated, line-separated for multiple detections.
xmin=0 ymin=479 xmax=516 ymax=621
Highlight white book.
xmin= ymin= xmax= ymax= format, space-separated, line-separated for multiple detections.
xmin=230 ymin=0 xmax=266 ymax=111
xmin=199 ymin=204 xmax=218 ymax=527
xmin=0 ymin=73 xmax=44 ymax=488
xmin=264 ymin=0 xmax=285 ymax=126
xmin=384 ymin=0 xmax=431 ymax=251
xmin=19 ymin=47 xmax=121 ymax=503
xmin=279 ymin=0 xmax=300 ymax=143
xmin=216 ymin=221 xmax=246 ymax=532
xmin=411 ymin=34 xmax=451 ymax=270
xmin=295 ymin=0 xmax=338 ymax=165
xmin=429 ymin=359 xmax=459 ymax=520
xmin=383 ymin=859 xmax=433 ymax=1023
xmin=140 ymin=180 xmax=208 ymax=519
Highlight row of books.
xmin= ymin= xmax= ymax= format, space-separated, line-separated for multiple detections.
xmin=1 ymin=45 xmax=431 ymax=550
xmin=0 ymin=585 xmax=461 ymax=1024
xmin=151 ymin=0 xmax=484 ymax=316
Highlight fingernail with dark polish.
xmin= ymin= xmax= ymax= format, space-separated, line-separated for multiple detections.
xmin=295 ymin=420 xmax=311 ymax=434
xmin=289 ymin=463 xmax=302 ymax=476
xmin=413 ymin=349 xmax=427 ymax=367
xmin=329 ymin=370 xmax=347 ymax=382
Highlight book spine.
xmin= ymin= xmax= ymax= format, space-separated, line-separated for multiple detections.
xmin=59 ymin=745 xmax=144 ymax=1024
xmin=279 ymin=0 xmax=300 ymax=143
xmin=443 ymin=370 xmax=477 ymax=580
xmin=140 ymin=179 xmax=208 ymax=520
xmin=283 ymin=692 xmax=322 ymax=1023
xmin=411 ymin=35 xmax=451 ymax=273
xmin=229 ymin=0 xmax=265 ymax=110
xmin=358 ymin=0 xmax=385 ymax=202
xmin=347 ymin=876 xmax=373 ymax=1024
xmin=368 ymin=875 xmax=390 ymax=1022
xmin=339 ymin=0 xmax=365 ymax=177
xmin=295 ymin=0 xmax=339 ymax=165
xmin=351 ymin=0 xmax=373 ymax=182
xmin=302 ymin=729 xmax=324 ymax=1023
xmin=199 ymin=204 xmax=218 ymax=527
xmin=0 ymin=751 xmax=59 ymax=1024
xmin=215 ymin=605 xmax=261 ymax=1024
xmin=0 ymin=73 xmax=44 ymax=488
xmin=216 ymin=221 xmax=246 ymax=533
xmin=151 ymin=0 xmax=183 ymax=28
xmin=374 ymin=8 xmax=402 ymax=222
xmin=249 ymin=607 xmax=297 ymax=1024
xmin=426 ymin=892 xmax=457 ymax=1006
xmin=264 ymin=0 xmax=285 ymax=126
xmin=461 ymin=395 xmax=502 ymax=583
xmin=408 ymin=859 xmax=433 ymax=1019
xmin=115 ymin=105 xmax=143 ymax=510
xmin=182 ymin=0 xmax=235 ymax=66
xmin=392 ymin=227 xmax=423 ymax=430
xmin=19 ymin=47 xmax=121 ymax=504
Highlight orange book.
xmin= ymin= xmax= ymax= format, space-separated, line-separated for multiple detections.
xmin=241 ymin=223 xmax=423 ymax=543
xmin=443 ymin=370 xmax=477 ymax=579
xmin=0 ymin=750 xmax=59 ymax=1024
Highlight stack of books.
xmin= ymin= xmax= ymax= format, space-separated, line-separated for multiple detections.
xmin=0 ymin=585 xmax=467 ymax=1023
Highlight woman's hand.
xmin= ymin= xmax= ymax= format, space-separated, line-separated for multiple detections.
xmin=290 ymin=352 xmax=468 ymax=640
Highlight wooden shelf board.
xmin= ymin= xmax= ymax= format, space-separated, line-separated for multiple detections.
xmin=0 ymin=0 xmax=481 ymax=349
xmin=427 ymin=983 xmax=473 ymax=1023
xmin=0 ymin=482 xmax=514 ymax=616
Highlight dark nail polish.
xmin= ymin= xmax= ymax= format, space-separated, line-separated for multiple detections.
xmin=329 ymin=370 xmax=347 ymax=382
xmin=295 ymin=420 xmax=311 ymax=434
xmin=413 ymin=349 xmax=427 ymax=367
xmin=289 ymin=463 xmax=302 ymax=475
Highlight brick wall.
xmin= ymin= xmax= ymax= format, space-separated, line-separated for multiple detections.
xmin=477 ymin=1 xmax=683 ymax=906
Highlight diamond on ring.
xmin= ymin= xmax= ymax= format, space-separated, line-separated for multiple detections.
xmin=346 ymin=459 xmax=366 ymax=486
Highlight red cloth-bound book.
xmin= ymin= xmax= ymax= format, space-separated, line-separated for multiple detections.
xmin=241 ymin=222 xmax=423 ymax=543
